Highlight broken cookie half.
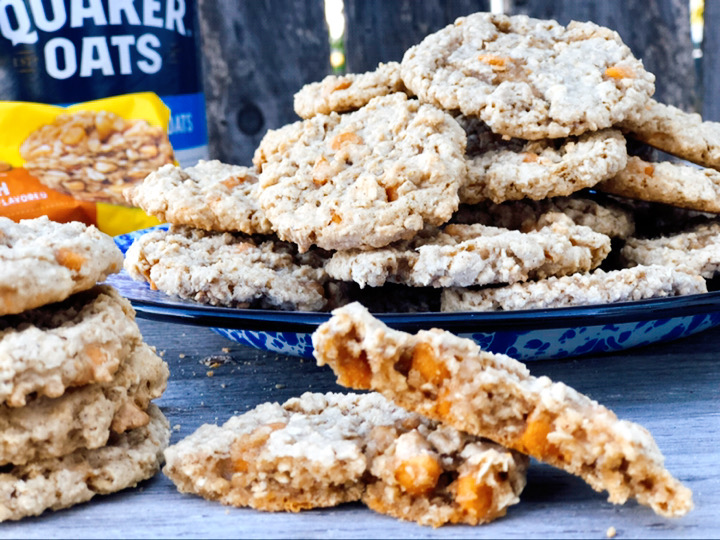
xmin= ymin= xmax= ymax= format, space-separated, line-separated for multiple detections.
xmin=162 ymin=391 xmax=527 ymax=527
xmin=312 ymin=303 xmax=693 ymax=519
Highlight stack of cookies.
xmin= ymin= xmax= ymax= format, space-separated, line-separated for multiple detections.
xmin=161 ymin=303 xmax=693 ymax=526
xmin=122 ymin=11 xmax=718 ymax=313
xmin=0 ymin=216 xmax=170 ymax=522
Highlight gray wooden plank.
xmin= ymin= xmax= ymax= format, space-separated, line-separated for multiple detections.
xmin=3 ymin=319 xmax=719 ymax=538
xmin=343 ymin=0 xmax=490 ymax=73
xmin=196 ymin=0 xmax=330 ymax=166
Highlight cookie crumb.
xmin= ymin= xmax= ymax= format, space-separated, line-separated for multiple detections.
xmin=173 ymin=424 xmax=181 ymax=431
xmin=222 ymin=347 xmax=230 ymax=353
xmin=606 ymin=526 xmax=617 ymax=538
xmin=275 ymin=383 xmax=286 ymax=389
xmin=206 ymin=370 xmax=214 ymax=377
xmin=200 ymin=354 xmax=232 ymax=367
xmin=179 ymin=353 xmax=186 ymax=359
xmin=221 ymin=384 xmax=226 ymax=389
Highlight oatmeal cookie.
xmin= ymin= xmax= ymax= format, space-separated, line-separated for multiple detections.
xmin=163 ymin=391 xmax=527 ymax=526
xmin=400 ymin=13 xmax=654 ymax=140
xmin=621 ymin=221 xmax=720 ymax=278
xmin=596 ymin=156 xmax=720 ymax=213
xmin=293 ymin=62 xmax=408 ymax=119
xmin=451 ymin=196 xmax=635 ymax=239
xmin=163 ymin=392 xmax=407 ymax=512
xmin=620 ymin=99 xmax=720 ymax=171
xmin=124 ymin=226 xmax=330 ymax=311
xmin=313 ymin=303 xmax=694 ymax=518
xmin=123 ymin=160 xmax=272 ymax=234
xmin=440 ymin=265 xmax=707 ymax=312
xmin=324 ymin=220 xmax=610 ymax=288
xmin=254 ymin=93 xmax=467 ymax=252
xmin=0 ymin=404 xmax=169 ymax=522
xmin=0 ymin=341 xmax=168 ymax=466
xmin=460 ymin=129 xmax=628 ymax=203
xmin=20 ymin=110 xmax=174 ymax=206
xmin=0 ymin=216 xmax=123 ymax=316
xmin=0 ymin=285 xmax=142 ymax=408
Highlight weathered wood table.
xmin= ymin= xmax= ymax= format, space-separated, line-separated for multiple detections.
xmin=3 ymin=316 xmax=719 ymax=538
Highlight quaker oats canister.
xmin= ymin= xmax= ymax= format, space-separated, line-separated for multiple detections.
xmin=0 ymin=0 xmax=209 ymax=234
xmin=0 ymin=0 xmax=208 ymax=165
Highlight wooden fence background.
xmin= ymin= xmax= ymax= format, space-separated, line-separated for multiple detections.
xmin=197 ymin=0 xmax=719 ymax=166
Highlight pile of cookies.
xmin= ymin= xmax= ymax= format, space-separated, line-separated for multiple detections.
xmin=161 ymin=303 xmax=693 ymax=526
xmin=0 ymin=216 xmax=170 ymax=522
xmin=117 ymin=12 xmax=705 ymax=526
xmin=122 ymin=11 xmax=720 ymax=314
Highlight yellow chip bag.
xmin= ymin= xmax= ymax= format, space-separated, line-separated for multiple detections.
xmin=0 ymin=92 xmax=170 ymax=235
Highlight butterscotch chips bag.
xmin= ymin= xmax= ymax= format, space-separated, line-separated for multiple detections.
xmin=0 ymin=92 xmax=170 ymax=235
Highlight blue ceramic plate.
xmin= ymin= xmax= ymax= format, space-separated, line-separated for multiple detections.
xmin=108 ymin=226 xmax=720 ymax=361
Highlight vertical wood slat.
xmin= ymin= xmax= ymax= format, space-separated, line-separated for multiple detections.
xmin=197 ymin=0 xmax=330 ymax=165
xmin=702 ymin=0 xmax=720 ymax=120
xmin=509 ymin=0 xmax=697 ymax=111
xmin=342 ymin=0 xmax=490 ymax=73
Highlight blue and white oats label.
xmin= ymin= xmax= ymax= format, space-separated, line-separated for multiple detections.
xmin=0 ymin=0 xmax=209 ymax=166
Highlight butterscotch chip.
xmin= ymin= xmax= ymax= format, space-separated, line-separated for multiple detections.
xmin=293 ymin=62 xmax=408 ymax=119
xmin=596 ymin=156 xmax=720 ymax=213
xmin=324 ymin=220 xmax=610 ymax=288
xmin=253 ymin=93 xmax=467 ymax=252
xmin=124 ymin=160 xmax=272 ymax=234
xmin=163 ymin=391 xmax=526 ymax=525
xmin=621 ymin=222 xmax=720 ymax=278
xmin=452 ymin=196 xmax=635 ymax=239
xmin=460 ymin=129 xmax=628 ymax=203
xmin=0 ymin=404 xmax=169 ymax=522
xmin=363 ymin=418 xmax=527 ymax=527
xmin=0 ymin=342 xmax=168 ymax=466
xmin=124 ymin=226 xmax=330 ymax=311
xmin=440 ymin=265 xmax=707 ymax=312
xmin=312 ymin=303 xmax=694 ymax=518
xmin=620 ymin=99 xmax=720 ymax=171
xmin=400 ymin=13 xmax=654 ymax=140
xmin=0 ymin=216 xmax=123 ymax=316
xmin=0 ymin=285 xmax=142 ymax=407
xmin=20 ymin=110 xmax=174 ymax=206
